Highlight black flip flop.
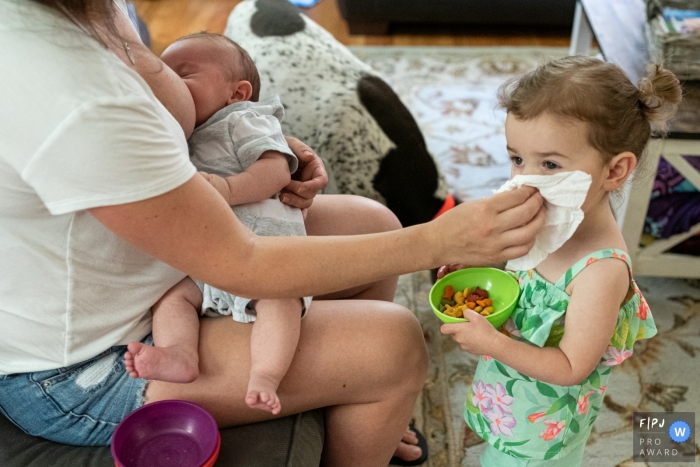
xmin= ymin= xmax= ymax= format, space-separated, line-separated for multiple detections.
xmin=389 ymin=422 xmax=429 ymax=466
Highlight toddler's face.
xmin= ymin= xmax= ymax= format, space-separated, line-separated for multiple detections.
xmin=504 ymin=112 xmax=609 ymax=213
xmin=161 ymin=39 xmax=235 ymax=128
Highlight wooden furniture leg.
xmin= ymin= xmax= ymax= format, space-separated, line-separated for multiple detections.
xmin=619 ymin=139 xmax=700 ymax=278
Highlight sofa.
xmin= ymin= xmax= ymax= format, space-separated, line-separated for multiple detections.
xmin=0 ymin=408 xmax=325 ymax=466
xmin=336 ymin=0 xmax=577 ymax=34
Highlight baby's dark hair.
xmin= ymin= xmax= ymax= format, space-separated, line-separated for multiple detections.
xmin=497 ymin=56 xmax=682 ymax=162
xmin=175 ymin=32 xmax=261 ymax=102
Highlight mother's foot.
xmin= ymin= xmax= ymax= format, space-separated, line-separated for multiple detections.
xmin=124 ymin=342 xmax=199 ymax=383
xmin=391 ymin=426 xmax=425 ymax=464
xmin=393 ymin=444 xmax=422 ymax=463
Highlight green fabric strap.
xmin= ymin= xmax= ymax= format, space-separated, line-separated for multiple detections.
xmin=555 ymin=248 xmax=632 ymax=290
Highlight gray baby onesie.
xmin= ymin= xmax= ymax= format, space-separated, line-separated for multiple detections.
xmin=188 ymin=95 xmax=312 ymax=322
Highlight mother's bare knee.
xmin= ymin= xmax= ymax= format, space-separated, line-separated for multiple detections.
xmin=375 ymin=303 xmax=428 ymax=391
xmin=360 ymin=197 xmax=402 ymax=232
xmin=342 ymin=195 xmax=402 ymax=233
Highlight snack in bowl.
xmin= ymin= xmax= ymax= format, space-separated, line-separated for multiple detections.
xmin=440 ymin=286 xmax=495 ymax=318
xmin=429 ymin=267 xmax=520 ymax=328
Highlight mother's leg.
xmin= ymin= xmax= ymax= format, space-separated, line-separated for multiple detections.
xmin=145 ymin=299 xmax=428 ymax=467
xmin=306 ymin=194 xmax=425 ymax=462
xmin=305 ymin=194 xmax=402 ymax=301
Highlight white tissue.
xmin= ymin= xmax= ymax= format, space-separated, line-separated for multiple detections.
xmin=495 ymin=170 xmax=592 ymax=271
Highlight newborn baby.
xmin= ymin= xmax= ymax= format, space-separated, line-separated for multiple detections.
xmin=125 ymin=32 xmax=310 ymax=415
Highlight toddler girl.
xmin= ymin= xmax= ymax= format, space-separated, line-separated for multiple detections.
xmin=440 ymin=56 xmax=682 ymax=466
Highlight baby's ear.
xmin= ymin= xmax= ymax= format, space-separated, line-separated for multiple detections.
xmin=604 ymin=151 xmax=637 ymax=191
xmin=227 ymin=81 xmax=253 ymax=104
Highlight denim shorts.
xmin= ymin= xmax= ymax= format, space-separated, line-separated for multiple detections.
xmin=0 ymin=334 xmax=153 ymax=447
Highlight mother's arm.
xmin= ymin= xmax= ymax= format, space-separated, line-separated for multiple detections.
xmin=90 ymin=175 xmax=544 ymax=299
xmin=98 ymin=10 xmax=544 ymax=298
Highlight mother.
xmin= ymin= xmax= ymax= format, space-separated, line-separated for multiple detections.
xmin=0 ymin=0 xmax=544 ymax=465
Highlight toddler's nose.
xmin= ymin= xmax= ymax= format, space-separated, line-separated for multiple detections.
xmin=521 ymin=167 xmax=541 ymax=176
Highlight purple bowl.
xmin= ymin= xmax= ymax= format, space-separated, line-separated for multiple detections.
xmin=111 ymin=400 xmax=219 ymax=467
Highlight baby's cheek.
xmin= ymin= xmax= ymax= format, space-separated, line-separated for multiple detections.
xmin=192 ymin=88 xmax=229 ymax=128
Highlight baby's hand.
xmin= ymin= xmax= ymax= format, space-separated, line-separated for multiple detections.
xmin=440 ymin=309 xmax=499 ymax=356
xmin=199 ymin=171 xmax=231 ymax=204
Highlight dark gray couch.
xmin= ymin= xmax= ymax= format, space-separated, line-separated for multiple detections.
xmin=337 ymin=0 xmax=577 ymax=34
xmin=0 ymin=409 xmax=325 ymax=466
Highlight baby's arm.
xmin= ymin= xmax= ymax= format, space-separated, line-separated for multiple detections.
xmin=443 ymin=259 xmax=629 ymax=386
xmin=201 ymin=151 xmax=291 ymax=206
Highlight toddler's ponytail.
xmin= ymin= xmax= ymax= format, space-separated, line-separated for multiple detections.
xmin=638 ymin=64 xmax=682 ymax=133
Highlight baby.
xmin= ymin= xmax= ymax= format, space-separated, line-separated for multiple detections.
xmin=124 ymin=32 xmax=310 ymax=415
xmin=440 ymin=57 xmax=681 ymax=466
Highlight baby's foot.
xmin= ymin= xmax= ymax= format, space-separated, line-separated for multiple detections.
xmin=245 ymin=372 xmax=282 ymax=415
xmin=124 ymin=342 xmax=199 ymax=383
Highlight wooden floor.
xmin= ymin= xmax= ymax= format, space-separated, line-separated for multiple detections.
xmin=132 ymin=0 xmax=572 ymax=55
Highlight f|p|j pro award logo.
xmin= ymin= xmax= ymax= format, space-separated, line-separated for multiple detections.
xmin=633 ymin=412 xmax=696 ymax=462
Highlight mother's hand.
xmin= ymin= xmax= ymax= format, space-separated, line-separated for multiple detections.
xmin=431 ymin=186 xmax=545 ymax=268
xmin=281 ymin=136 xmax=328 ymax=210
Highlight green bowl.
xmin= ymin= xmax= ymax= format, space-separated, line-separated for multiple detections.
xmin=430 ymin=267 xmax=520 ymax=328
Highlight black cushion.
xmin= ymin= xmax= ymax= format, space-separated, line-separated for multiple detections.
xmin=0 ymin=409 xmax=325 ymax=466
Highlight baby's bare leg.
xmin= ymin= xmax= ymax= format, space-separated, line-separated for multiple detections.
xmin=124 ymin=277 xmax=202 ymax=383
xmin=245 ymin=298 xmax=302 ymax=415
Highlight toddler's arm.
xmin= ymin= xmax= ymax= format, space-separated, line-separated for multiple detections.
xmin=201 ymin=151 xmax=292 ymax=206
xmin=442 ymin=259 xmax=630 ymax=386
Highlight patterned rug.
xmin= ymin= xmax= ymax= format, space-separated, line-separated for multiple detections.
xmin=350 ymin=47 xmax=700 ymax=466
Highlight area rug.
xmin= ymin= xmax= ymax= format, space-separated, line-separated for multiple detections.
xmin=350 ymin=47 xmax=700 ymax=466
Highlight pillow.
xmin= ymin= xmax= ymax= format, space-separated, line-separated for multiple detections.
xmin=225 ymin=0 xmax=454 ymax=226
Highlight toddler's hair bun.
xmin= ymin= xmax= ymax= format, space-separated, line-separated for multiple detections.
xmin=638 ymin=64 xmax=682 ymax=132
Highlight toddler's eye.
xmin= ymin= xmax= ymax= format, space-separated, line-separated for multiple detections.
xmin=510 ymin=156 xmax=523 ymax=166
xmin=544 ymin=161 xmax=560 ymax=170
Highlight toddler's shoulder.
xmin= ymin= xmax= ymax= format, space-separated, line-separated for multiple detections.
xmin=567 ymin=250 xmax=632 ymax=300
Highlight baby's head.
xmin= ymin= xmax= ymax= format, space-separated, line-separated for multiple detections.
xmin=161 ymin=32 xmax=261 ymax=127
xmin=499 ymin=56 xmax=682 ymax=211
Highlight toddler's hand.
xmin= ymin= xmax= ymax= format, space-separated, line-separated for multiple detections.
xmin=199 ymin=171 xmax=231 ymax=204
xmin=436 ymin=264 xmax=468 ymax=279
xmin=438 ymin=262 xmax=508 ymax=278
xmin=440 ymin=309 xmax=499 ymax=356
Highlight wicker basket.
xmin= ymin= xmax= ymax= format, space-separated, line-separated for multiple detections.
xmin=646 ymin=0 xmax=700 ymax=79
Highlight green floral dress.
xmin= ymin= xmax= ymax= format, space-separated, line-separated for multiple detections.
xmin=464 ymin=249 xmax=657 ymax=461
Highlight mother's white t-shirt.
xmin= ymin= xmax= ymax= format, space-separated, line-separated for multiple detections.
xmin=0 ymin=1 xmax=197 ymax=374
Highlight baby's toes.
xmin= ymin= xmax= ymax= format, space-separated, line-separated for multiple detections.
xmin=271 ymin=399 xmax=281 ymax=415
xmin=245 ymin=391 xmax=259 ymax=406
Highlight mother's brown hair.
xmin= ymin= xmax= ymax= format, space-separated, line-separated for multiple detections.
xmin=31 ymin=0 xmax=120 ymax=46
